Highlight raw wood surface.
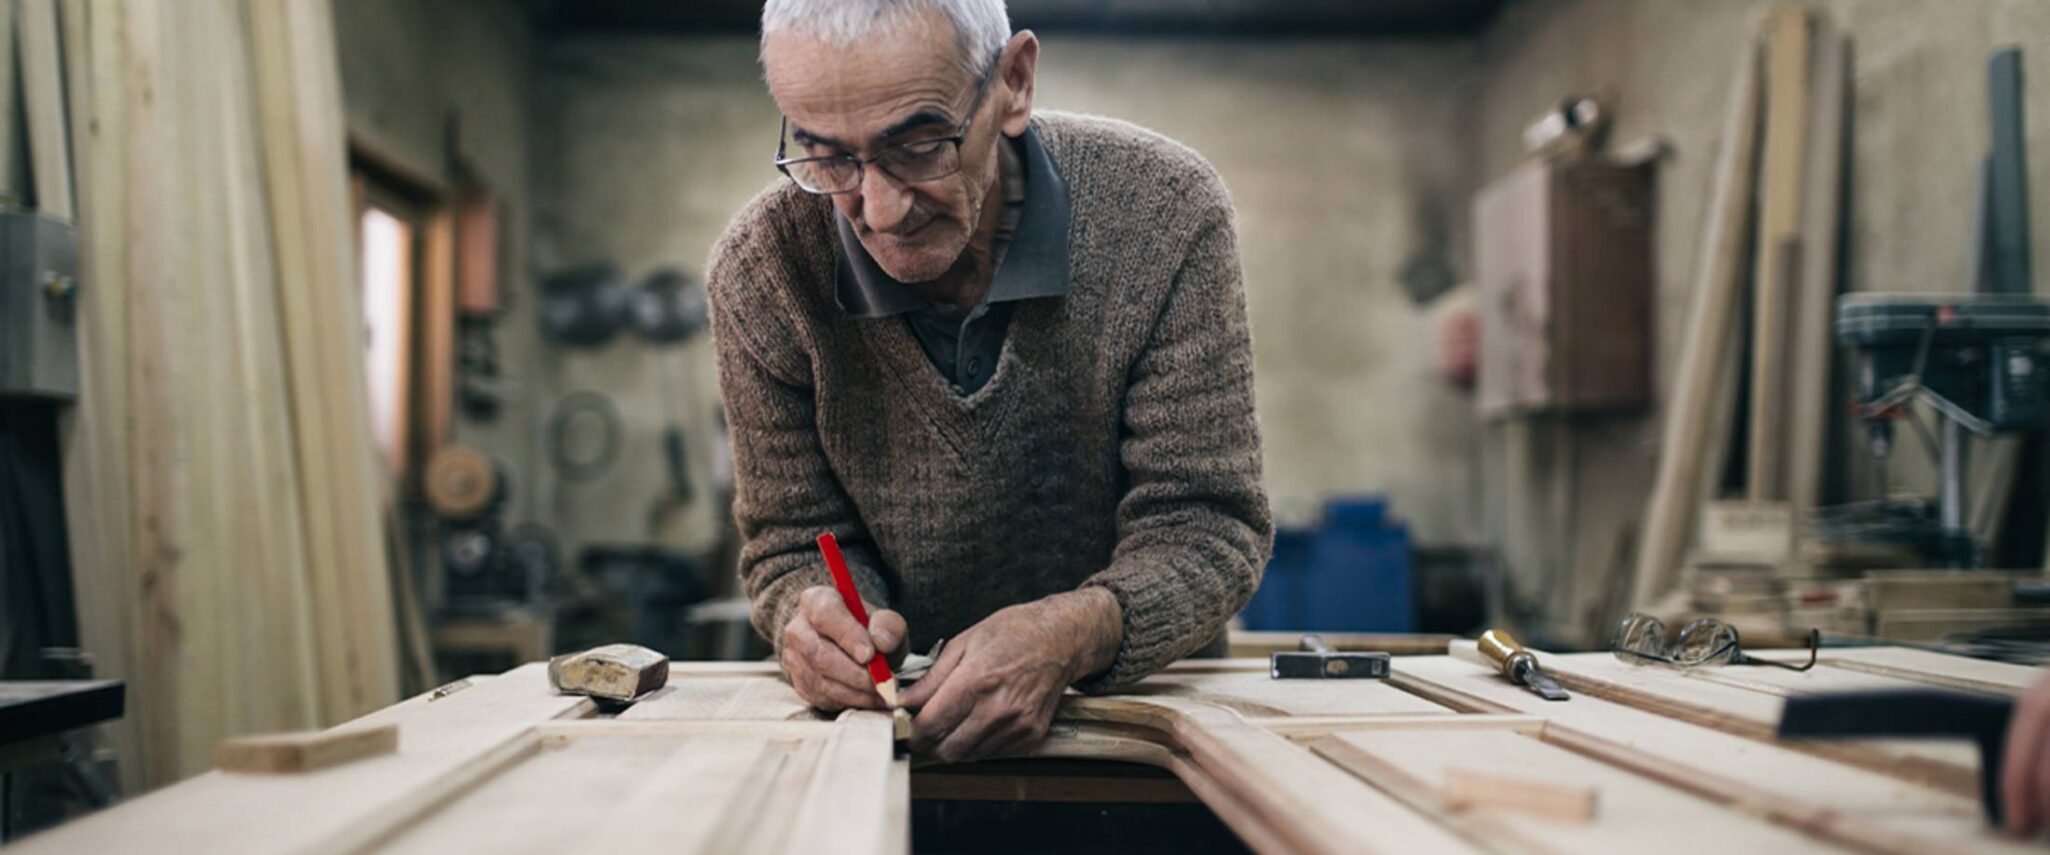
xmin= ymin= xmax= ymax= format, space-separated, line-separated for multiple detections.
xmin=1322 ymin=731 xmax=1853 ymax=854
xmin=1748 ymin=646 xmax=2038 ymax=696
xmin=19 ymin=651 xmax=2035 ymax=854
xmin=1746 ymin=5 xmax=1812 ymax=501
xmin=216 ymin=723 xmax=399 ymax=774
xmin=1865 ymin=571 xmax=2027 ymax=613
xmin=1442 ymin=764 xmax=1598 ymax=824
xmin=1875 ymin=608 xmax=2050 ymax=643
xmin=1228 ymin=630 xmax=1453 ymax=657
xmin=1786 ymin=20 xmax=1848 ymax=520
xmin=247 ymin=0 xmax=403 ymax=724
xmin=1521 ymin=648 xmax=1980 ymax=797
xmin=11 ymin=664 xmax=592 ymax=854
xmin=1394 ymin=654 xmax=2028 ymax=854
xmin=1635 ymin=16 xmax=1766 ymax=606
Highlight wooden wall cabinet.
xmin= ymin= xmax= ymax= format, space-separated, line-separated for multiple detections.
xmin=1474 ymin=159 xmax=1654 ymax=417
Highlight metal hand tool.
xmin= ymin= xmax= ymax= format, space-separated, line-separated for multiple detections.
xmin=1269 ymin=634 xmax=1391 ymax=680
xmin=1478 ymin=630 xmax=1569 ymax=701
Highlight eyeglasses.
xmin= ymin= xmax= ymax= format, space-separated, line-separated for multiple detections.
xmin=773 ymin=58 xmax=997 ymax=196
xmin=775 ymin=116 xmax=973 ymax=195
xmin=1610 ymin=612 xmax=1818 ymax=671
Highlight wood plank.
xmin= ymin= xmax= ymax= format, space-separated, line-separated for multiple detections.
xmin=216 ymin=723 xmax=398 ymax=774
xmin=58 ymin=0 xmax=144 ymax=789
xmin=1393 ymin=656 xmax=2026 ymax=854
xmin=786 ymin=712 xmax=908 ymax=854
xmin=1116 ymin=667 xmax=1454 ymax=717
xmin=1749 ymin=646 xmax=2041 ymax=697
xmin=1228 ymin=630 xmax=1453 ymax=657
xmin=1867 ymin=571 xmax=2030 ymax=612
xmin=249 ymin=0 xmax=403 ymax=724
xmin=10 ymin=664 xmax=592 ymax=854
xmin=1523 ymin=648 xmax=1980 ymax=796
xmin=1320 ymin=730 xmax=1834 ymax=853
xmin=1141 ymin=702 xmax=1483 ymax=853
xmin=1248 ymin=713 xmax=1546 ymax=741
xmin=1875 ymin=608 xmax=2050 ymax=643
xmin=617 ymin=671 xmax=819 ymax=721
xmin=1746 ymin=5 xmax=1812 ymax=501
xmin=1635 ymin=16 xmax=1766 ymax=605
xmin=1786 ymin=20 xmax=1848 ymax=520
xmin=1441 ymin=765 xmax=1597 ymax=824
xmin=19 ymin=0 xmax=70 ymax=220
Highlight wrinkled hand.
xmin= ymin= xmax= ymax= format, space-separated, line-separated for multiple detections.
xmin=780 ymin=585 xmax=907 ymax=712
xmin=2003 ymin=672 xmax=2050 ymax=836
xmin=902 ymin=588 xmax=1122 ymax=763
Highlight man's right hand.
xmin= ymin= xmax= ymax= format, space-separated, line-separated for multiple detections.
xmin=780 ymin=585 xmax=907 ymax=711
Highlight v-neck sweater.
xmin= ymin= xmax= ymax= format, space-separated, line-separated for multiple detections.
xmin=707 ymin=111 xmax=1272 ymax=691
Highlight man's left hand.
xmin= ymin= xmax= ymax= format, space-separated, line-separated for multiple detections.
xmin=901 ymin=587 xmax=1122 ymax=763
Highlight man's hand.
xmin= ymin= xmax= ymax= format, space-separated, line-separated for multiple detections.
xmin=781 ymin=585 xmax=907 ymax=711
xmin=2002 ymin=672 xmax=2050 ymax=836
xmin=901 ymin=588 xmax=1122 ymax=763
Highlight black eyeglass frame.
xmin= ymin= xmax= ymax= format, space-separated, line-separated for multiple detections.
xmin=1610 ymin=612 xmax=1820 ymax=672
xmin=772 ymin=54 xmax=1001 ymax=195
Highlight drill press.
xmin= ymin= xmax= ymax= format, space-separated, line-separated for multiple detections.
xmin=1835 ymin=293 xmax=2050 ymax=566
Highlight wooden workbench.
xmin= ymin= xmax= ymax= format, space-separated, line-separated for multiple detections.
xmin=12 ymin=645 xmax=2041 ymax=854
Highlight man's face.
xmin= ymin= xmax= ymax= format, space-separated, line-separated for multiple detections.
xmin=764 ymin=11 xmax=1003 ymax=284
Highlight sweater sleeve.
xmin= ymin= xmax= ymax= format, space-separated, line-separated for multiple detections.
xmin=708 ymin=228 xmax=894 ymax=659
xmin=1078 ymin=200 xmax=1274 ymax=692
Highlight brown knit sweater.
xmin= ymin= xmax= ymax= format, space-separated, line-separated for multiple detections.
xmin=707 ymin=111 xmax=1272 ymax=691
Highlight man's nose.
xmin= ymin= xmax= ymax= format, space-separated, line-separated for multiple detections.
xmin=856 ymin=166 xmax=915 ymax=234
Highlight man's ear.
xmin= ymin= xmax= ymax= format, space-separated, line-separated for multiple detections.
xmin=996 ymin=30 xmax=1038 ymax=138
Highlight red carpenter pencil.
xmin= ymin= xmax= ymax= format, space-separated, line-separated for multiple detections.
xmin=816 ymin=532 xmax=900 ymax=707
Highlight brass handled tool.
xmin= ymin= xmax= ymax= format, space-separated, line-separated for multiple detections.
xmin=1478 ymin=630 xmax=1569 ymax=701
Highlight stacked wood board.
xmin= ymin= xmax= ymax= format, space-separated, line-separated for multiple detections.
xmin=57 ymin=0 xmax=404 ymax=788
xmin=1650 ymin=567 xmax=2050 ymax=654
xmin=14 ymin=648 xmax=2040 ymax=854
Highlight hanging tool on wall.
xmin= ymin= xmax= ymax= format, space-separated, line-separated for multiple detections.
xmin=1477 ymin=629 xmax=1570 ymax=701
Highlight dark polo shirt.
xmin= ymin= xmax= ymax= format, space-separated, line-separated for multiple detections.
xmin=833 ymin=125 xmax=1072 ymax=395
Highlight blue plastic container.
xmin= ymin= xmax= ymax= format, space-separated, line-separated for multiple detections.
xmin=1239 ymin=496 xmax=1413 ymax=632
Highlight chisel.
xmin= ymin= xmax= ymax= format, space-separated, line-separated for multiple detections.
xmin=1478 ymin=629 xmax=1570 ymax=701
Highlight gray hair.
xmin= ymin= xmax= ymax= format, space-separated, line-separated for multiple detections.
xmin=761 ymin=0 xmax=1010 ymax=77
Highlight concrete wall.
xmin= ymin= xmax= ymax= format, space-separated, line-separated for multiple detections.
xmin=1471 ymin=0 xmax=2050 ymax=637
xmin=530 ymin=40 xmax=768 ymax=568
xmin=332 ymin=0 xmax=544 ymax=527
xmin=531 ymin=35 xmax=1486 ymax=556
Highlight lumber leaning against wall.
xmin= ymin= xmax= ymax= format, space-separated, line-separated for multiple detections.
xmin=59 ymin=0 xmax=400 ymax=788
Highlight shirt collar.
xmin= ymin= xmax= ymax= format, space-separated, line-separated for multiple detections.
xmin=834 ymin=122 xmax=1072 ymax=318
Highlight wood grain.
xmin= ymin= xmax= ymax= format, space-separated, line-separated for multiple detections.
xmin=216 ymin=724 xmax=398 ymax=774
xmin=1746 ymin=5 xmax=1811 ymax=500
xmin=1394 ymin=655 xmax=2025 ymax=854
xmin=1635 ymin=15 xmax=1767 ymax=606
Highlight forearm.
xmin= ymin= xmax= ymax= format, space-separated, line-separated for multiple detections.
xmin=1049 ymin=587 xmax=1123 ymax=684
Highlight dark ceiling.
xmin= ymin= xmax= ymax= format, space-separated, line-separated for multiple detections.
xmin=527 ymin=0 xmax=1507 ymax=39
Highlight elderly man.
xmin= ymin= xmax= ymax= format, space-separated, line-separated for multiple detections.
xmin=708 ymin=0 xmax=1271 ymax=763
